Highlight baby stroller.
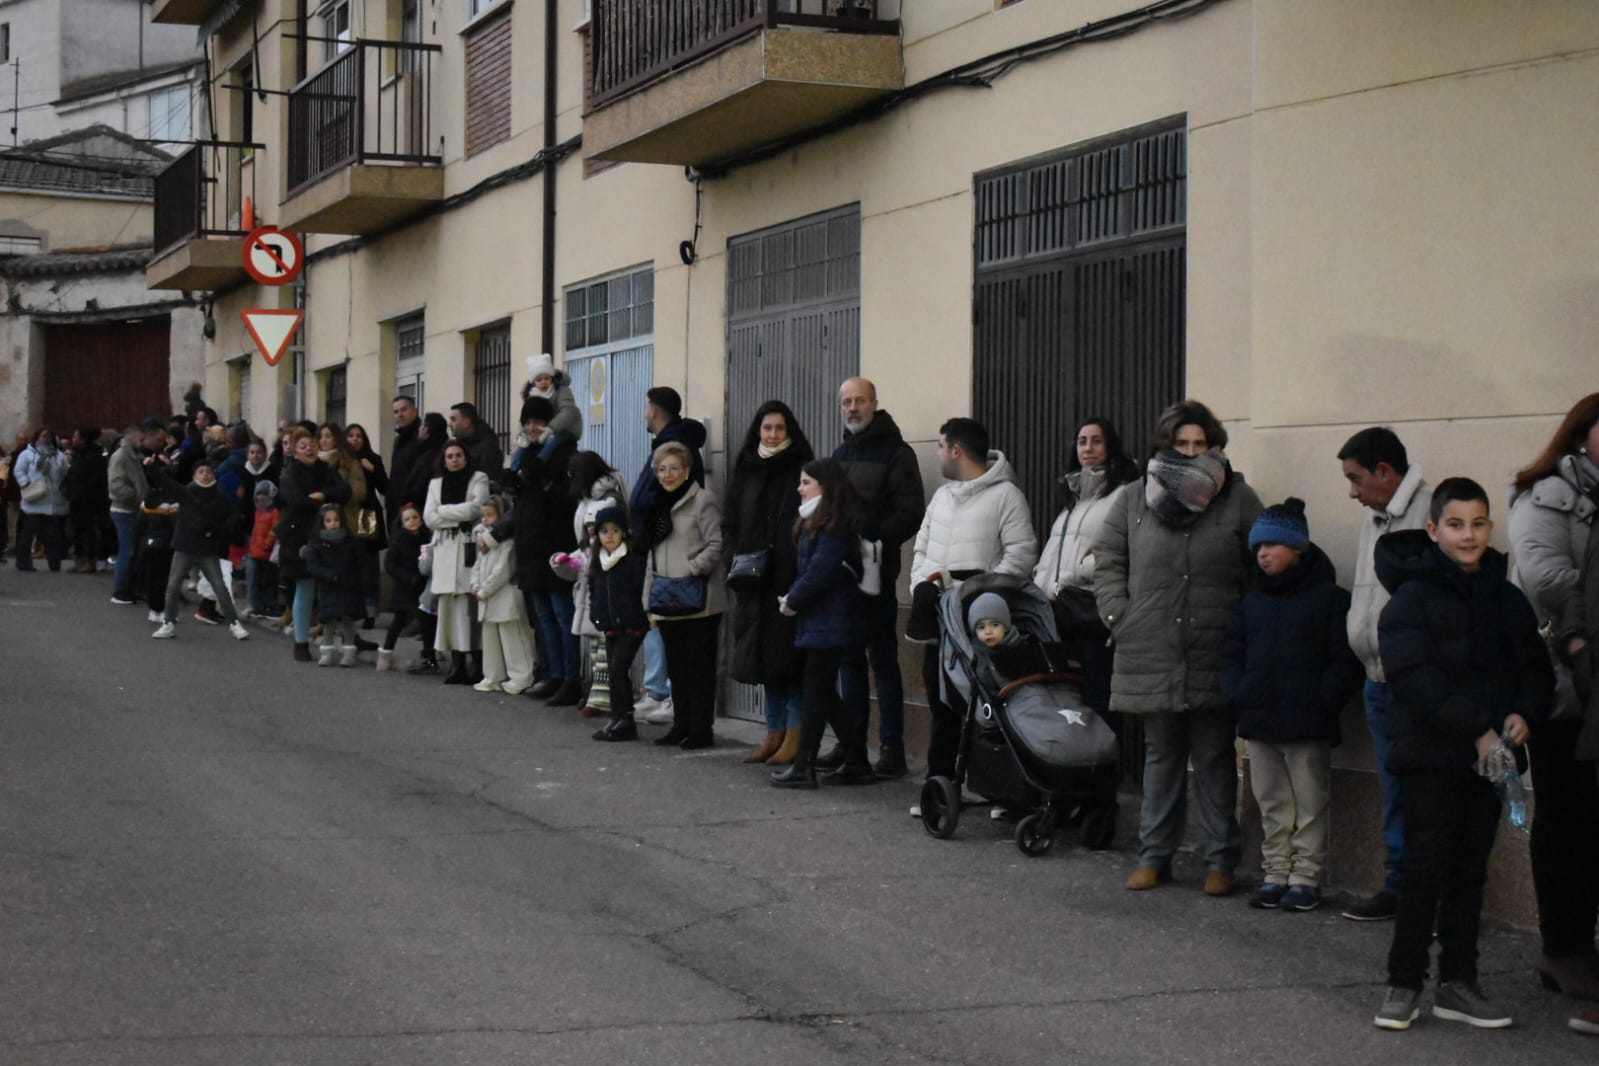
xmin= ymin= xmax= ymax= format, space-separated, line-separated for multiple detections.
xmin=919 ymin=572 xmax=1121 ymax=856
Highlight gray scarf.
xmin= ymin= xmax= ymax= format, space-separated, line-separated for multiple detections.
xmin=1144 ymin=449 xmax=1228 ymax=526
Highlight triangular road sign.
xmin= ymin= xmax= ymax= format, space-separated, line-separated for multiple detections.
xmin=241 ymin=309 xmax=304 ymax=367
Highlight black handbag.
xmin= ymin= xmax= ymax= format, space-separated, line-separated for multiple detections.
xmin=1052 ymin=585 xmax=1105 ymax=639
xmin=726 ymin=550 xmax=769 ymax=592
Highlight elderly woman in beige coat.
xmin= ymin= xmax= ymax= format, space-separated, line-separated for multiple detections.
xmin=425 ymin=439 xmax=491 ymax=685
xmin=643 ymin=440 xmax=726 ymax=749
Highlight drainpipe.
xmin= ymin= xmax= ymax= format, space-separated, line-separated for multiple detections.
xmin=538 ymin=0 xmax=558 ymax=360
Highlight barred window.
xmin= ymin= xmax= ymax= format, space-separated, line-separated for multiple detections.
xmin=474 ymin=323 xmax=512 ymax=458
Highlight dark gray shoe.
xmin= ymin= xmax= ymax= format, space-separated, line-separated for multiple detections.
xmin=1280 ymin=885 xmax=1322 ymax=912
xmin=1374 ymin=986 xmax=1420 ymax=1030
xmin=1341 ymin=890 xmax=1397 ymax=921
xmin=1432 ymin=981 xmax=1511 ymax=1028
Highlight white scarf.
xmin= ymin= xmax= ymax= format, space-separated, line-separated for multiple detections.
xmin=245 ymin=458 xmax=269 ymax=476
xmin=600 ymin=542 xmax=629 ymax=571
xmin=530 ymin=384 xmax=555 ymax=400
xmin=757 ymin=438 xmax=793 ymax=460
xmin=797 ymin=495 xmax=821 ymax=519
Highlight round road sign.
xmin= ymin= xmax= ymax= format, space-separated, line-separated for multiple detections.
xmin=242 ymin=226 xmax=305 ymax=286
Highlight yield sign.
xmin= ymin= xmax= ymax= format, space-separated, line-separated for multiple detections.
xmin=241 ymin=309 xmax=303 ymax=367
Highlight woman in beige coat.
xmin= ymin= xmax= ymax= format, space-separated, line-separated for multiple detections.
xmin=643 ymin=441 xmax=725 ymax=749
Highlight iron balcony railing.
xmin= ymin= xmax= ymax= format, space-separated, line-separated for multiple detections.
xmin=287 ymin=38 xmax=442 ymax=198
xmin=590 ymin=0 xmax=899 ymax=108
xmin=152 ymin=140 xmax=265 ymax=258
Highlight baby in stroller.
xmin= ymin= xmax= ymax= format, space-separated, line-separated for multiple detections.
xmin=967 ymin=591 xmax=1057 ymax=692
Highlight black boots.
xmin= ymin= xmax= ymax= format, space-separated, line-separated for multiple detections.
xmin=593 ymin=711 xmax=638 ymax=742
xmin=873 ymin=741 xmax=908 ymax=780
xmin=822 ymin=758 xmax=878 ymax=785
xmin=770 ymin=753 xmax=818 ymax=789
xmin=293 ymin=642 xmax=312 ymax=662
xmin=547 ymin=678 xmax=583 ymax=706
xmin=443 ymin=652 xmax=470 ymax=685
xmin=408 ymin=650 xmax=439 ymax=675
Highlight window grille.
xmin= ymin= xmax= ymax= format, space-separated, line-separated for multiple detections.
xmin=324 ymin=366 xmax=348 ymax=427
xmin=474 ymin=324 xmax=512 ymax=458
xmin=396 ymin=314 xmax=426 ymax=414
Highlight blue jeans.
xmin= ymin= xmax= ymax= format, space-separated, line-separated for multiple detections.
xmin=509 ymin=432 xmax=576 ymax=473
xmin=293 ymin=578 xmax=316 ymax=645
xmin=244 ymin=558 xmax=277 ymax=613
xmin=642 ymin=627 xmax=670 ymax=699
xmin=111 ymin=510 xmax=138 ymax=596
xmin=763 ymin=682 xmax=804 ymax=733
xmin=529 ymin=587 xmax=579 ymax=681
xmin=1364 ymin=679 xmax=1405 ymax=894
xmin=838 ymin=590 xmax=905 ymax=746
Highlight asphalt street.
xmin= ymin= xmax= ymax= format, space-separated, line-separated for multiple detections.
xmin=2 ymin=573 xmax=1594 ymax=1065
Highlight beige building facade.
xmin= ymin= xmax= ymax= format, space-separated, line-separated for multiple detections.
xmin=147 ymin=0 xmax=1599 ymax=912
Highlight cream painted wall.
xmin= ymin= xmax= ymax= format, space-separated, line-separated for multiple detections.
xmin=0 ymin=192 xmax=151 ymax=250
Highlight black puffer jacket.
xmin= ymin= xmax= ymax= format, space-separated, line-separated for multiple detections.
xmin=832 ymin=409 xmax=925 ymax=583
xmin=384 ymin=525 xmax=428 ymax=606
xmin=723 ymin=444 xmax=809 ymax=685
xmin=277 ymin=459 xmax=351 ymax=581
xmin=1221 ymin=543 xmax=1363 ymax=743
xmin=302 ymin=530 xmax=365 ymax=621
xmin=1376 ymin=529 xmax=1554 ymax=772
xmin=588 ymin=546 xmax=649 ymax=633
xmin=497 ymin=454 xmax=579 ymax=594
xmin=155 ymin=467 xmax=238 ymax=558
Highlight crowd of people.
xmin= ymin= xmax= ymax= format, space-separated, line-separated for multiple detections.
xmin=3 ymin=368 xmax=1597 ymax=1036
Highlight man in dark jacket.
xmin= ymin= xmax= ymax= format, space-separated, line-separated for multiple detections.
xmin=150 ymin=460 xmax=250 ymax=641
xmin=628 ymin=386 xmax=706 ymax=535
xmin=448 ymin=402 xmax=504 ymax=483
xmin=388 ymin=396 xmax=432 ymax=529
xmin=1371 ymin=478 xmax=1553 ymax=1031
xmin=828 ymin=376 xmax=926 ymax=778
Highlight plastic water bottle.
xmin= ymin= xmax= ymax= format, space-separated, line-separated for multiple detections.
xmin=1485 ymin=740 xmax=1530 ymax=834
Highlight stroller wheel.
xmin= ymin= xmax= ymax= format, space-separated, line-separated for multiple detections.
xmin=1080 ymin=802 xmax=1119 ymax=851
xmin=920 ymin=777 xmax=961 ymax=839
xmin=1015 ymin=813 xmax=1055 ymax=857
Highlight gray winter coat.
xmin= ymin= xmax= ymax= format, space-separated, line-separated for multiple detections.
xmin=107 ymin=438 xmax=148 ymax=513
xmin=1094 ymin=472 xmax=1264 ymax=713
xmin=1509 ymin=454 xmax=1597 ymax=626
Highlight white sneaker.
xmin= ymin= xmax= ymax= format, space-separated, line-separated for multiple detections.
xmin=229 ymin=621 xmax=250 ymax=641
xmin=147 ymin=610 xmax=162 ymax=623
xmin=632 ymin=694 xmax=663 ymax=715
xmin=152 ymin=622 xmax=176 ymax=639
xmin=644 ymin=697 xmax=674 ymax=725
xmin=909 ymin=804 xmax=922 ymax=818
xmin=473 ymin=679 xmax=502 ymax=692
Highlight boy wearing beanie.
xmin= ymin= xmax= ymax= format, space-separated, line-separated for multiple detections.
xmin=1221 ymin=498 xmax=1364 ymax=912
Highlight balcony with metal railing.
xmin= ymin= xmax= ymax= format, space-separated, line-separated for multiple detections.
xmin=147 ymin=141 xmax=265 ymax=291
xmin=583 ymin=0 xmax=903 ymax=168
xmin=279 ymin=39 xmax=445 ymax=235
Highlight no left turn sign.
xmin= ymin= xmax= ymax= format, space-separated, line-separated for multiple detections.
xmin=242 ymin=226 xmax=305 ymax=286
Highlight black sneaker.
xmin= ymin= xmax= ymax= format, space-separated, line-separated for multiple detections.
xmin=1280 ymin=885 xmax=1322 ymax=912
xmin=109 ymin=594 xmax=136 ymax=605
xmin=1249 ymin=883 xmax=1288 ymax=909
xmin=813 ymin=743 xmax=846 ymax=771
xmin=194 ymin=602 xmax=224 ymax=625
xmin=1341 ymin=890 xmax=1398 ymax=921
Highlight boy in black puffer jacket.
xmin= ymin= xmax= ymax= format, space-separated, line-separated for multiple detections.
xmin=587 ymin=506 xmax=649 ymax=742
xmin=380 ymin=502 xmax=430 ymax=671
xmin=150 ymin=460 xmax=249 ymax=642
xmin=1222 ymin=499 xmax=1363 ymax=914
xmin=1371 ymin=478 xmax=1553 ymax=1032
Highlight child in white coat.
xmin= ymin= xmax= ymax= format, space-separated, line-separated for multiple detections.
xmin=471 ymin=495 xmax=535 ymax=694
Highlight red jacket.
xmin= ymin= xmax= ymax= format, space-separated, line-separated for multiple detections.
xmin=248 ymin=507 xmax=280 ymax=561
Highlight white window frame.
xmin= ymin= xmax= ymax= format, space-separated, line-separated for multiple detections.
xmin=318 ymin=0 xmax=353 ymax=60
xmin=148 ymin=85 xmax=190 ymax=145
xmin=466 ymin=0 xmax=507 ymax=24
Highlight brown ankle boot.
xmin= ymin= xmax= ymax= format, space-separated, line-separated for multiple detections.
xmin=744 ymin=732 xmax=783 ymax=764
xmin=766 ymin=730 xmax=801 ymax=766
